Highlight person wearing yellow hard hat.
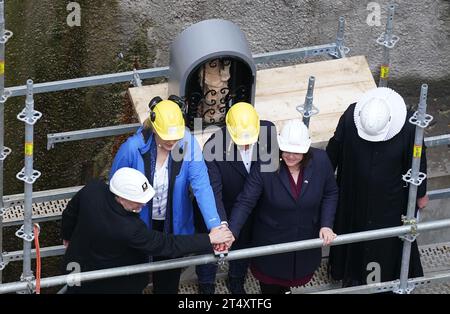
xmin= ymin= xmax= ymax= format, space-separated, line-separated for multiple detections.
xmin=111 ymin=95 xmax=231 ymax=294
xmin=195 ymin=102 xmax=277 ymax=294
xmin=228 ymin=119 xmax=338 ymax=294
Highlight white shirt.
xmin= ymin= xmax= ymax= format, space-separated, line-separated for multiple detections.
xmin=152 ymin=156 xmax=169 ymax=220
xmin=237 ymin=144 xmax=255 ymax=173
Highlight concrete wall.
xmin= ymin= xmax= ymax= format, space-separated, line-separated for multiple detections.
xmin=118 ymin=0 xmax=450 ymax=91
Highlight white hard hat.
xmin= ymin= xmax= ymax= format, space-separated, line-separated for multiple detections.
xmin=354 ymin=87 xmax=407 ymax=142
xmin=109 ymin=167 xmax=155 ymax=204
xmin=277 ymin=119 xmax=312 ymax=154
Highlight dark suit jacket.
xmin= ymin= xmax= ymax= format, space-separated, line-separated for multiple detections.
xmin=229 ymin=148 xmax=338 ymax=280
xmin=62 ymin=180 xmax=211 ymax=294
xmin=195 ymin=120 xmax=277 ymax=249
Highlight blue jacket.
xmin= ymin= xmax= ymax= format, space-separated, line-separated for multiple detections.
xmin=110 ymin=126 xmax=221 ymax=235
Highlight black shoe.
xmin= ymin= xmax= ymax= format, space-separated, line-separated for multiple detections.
xmin=227 ymin=276 xmax=246 ymax=294
xmin=198 ymin=283 xmax=215 ymax=294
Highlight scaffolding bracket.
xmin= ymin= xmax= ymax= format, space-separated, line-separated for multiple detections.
xmin=402 ymin=169 xmax=427 ymax=187
xmin=0 ymin=260 xmax=7 ymax=271
xmin=409 ymin=111 xmax=434 ymax=128
xmin=0 ymin=146 xmax=11 ymax=161
xmin=0 ymin=29 xmax=13 ymax=44
xmin=0 ymin=89 xmax=12 ymax=104
xmin=399 ymin=216 xmax=419 ymax=243
xmin=393 ymin=282 xmax=415 ymax=294
xmin=15 ymin=225 xmax=35 ymax=242
xmin=376 ymin=32 xmax=400 ymax=49
xmin=16 ymin=168 xmax=41 ymax=185
xmin=18 ymin=274 xmax=35 ymax=294
xmin=132 ymin=69 xmax=142 ymax=87
xmin=17 ymin=108 xmax=42 ymax=126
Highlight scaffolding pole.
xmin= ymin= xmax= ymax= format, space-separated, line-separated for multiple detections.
xmin=329 ymin=17 xmax=349 ymax=59
xmin=0 ymin=218 xmax=449 ymax=294
xmin=15 ymin=80 xmax=42 ymax=293
xmin=297 ymin=76 xmax=318 ymax=128
xmin=0 ymin=0 xmax=13 ymax=283
xmin=377 ymin=4 xmax=399 ymax=87
xmin=396 ymin=84 xmax=433 ymax=294
xmin=0 ymin=0 xmax=5 ymax=283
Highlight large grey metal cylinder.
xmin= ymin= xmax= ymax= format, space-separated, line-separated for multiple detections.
xmin=168 ymin=19 xmax=256 ymax=103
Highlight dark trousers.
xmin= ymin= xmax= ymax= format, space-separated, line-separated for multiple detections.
xmin=259 ymin=282 xmax=291 ymax=294
xmin=152 ymin=219 xmax=182 ymax=294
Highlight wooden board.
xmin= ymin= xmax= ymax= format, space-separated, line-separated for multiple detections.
xmin=128 ymin=55 xmax=376 ymax=146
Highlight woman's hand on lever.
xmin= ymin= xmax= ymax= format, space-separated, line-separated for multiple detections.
xmin=320 ymin=227 xmax=337 ymax=246
xmin=209 ymin=225 xmax=234 ymax=245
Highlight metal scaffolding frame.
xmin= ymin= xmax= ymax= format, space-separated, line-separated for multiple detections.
xmin=0 ymin=1 xmax=449 ymax=294
xmin=378 ymin=4 xmax=399 ymax=87
xmin=0 ymin=218 xmax=449 ymax=294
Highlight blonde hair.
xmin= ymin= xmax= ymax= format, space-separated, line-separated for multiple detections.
xmin=143 ymin=117 xmax=153 ymax=130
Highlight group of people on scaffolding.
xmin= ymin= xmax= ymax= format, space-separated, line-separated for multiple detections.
xmin=61 ymin=86 xmax=428 ymax=294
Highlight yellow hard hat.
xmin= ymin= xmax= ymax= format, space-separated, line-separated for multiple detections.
xmin=226 ymin=102 xmax=260 ymax=146
xmin=150 ymin=99 xmax=185 ymax=141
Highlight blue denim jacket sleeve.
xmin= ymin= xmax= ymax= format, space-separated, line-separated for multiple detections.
xmin=186 ymin=133 xmax=221 ymax=230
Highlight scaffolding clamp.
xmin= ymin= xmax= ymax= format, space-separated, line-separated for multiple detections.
xmin=402 ymin=169 xmax=427 ymax=187
xmin=16 ymin=168 xmax=41 ymax=185
xmin=399 ymin=215 xmax=419 ymax=243
xmin=132 ymin=69 xmax=142 ymax=87
xmin=19 ymin=274 xmax=36 ymax=294
xmin=376 ymin=4 xmax=399 ymax=49
xmin=409 ymin=111 xmax=434 ymax=128
xmin=0 ymin=89 xmax=12 ymax=104
xmin=15 ymin=225 xmax=35 ymax=242
xmin=376 ymin=32 xmax=399 ymax=49
xmin=0 ymin=29 xmax=13 ymax=44
xmin=0 ymin=260 xmax=7 ymax=271
xmin=297 ymin=104 xmax=319 ymax=119
xmin=0 ymin=146 xmax=12 ymax=161
xmin=0 ymin=252 xmax=8 ymax=271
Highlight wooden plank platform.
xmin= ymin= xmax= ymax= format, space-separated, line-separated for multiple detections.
xmin=128 ymin=56 xmax=376 ymax=146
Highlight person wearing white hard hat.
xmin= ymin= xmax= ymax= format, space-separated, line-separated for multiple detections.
xmin=326 ymin=87 xmax=428 ymax=288
xmin=228 ymin=119 xmax=338 ymax=294
xmin=61 ymin=167 xmax=233 ymax=294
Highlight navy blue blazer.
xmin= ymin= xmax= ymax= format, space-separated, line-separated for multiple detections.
xmin=229 ymin=148 xmax=338 ymax=280
xmin=195 ymin=120 xmax=276 ymax=249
